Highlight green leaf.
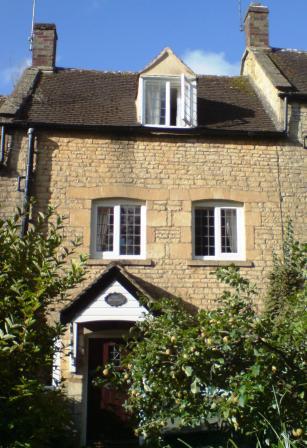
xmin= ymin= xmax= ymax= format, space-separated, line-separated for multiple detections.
xmin=239 ymin=394 xmax=246 ymax=407
xmin=182 ymin=365 xmax=193 ymax=377
xmin=251 ymin=364 xmax=260 ymax=377
xmin=190 ymin=378 xmax=200 ymax=394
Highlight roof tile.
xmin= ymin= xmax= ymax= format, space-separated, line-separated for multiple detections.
xmin=19 ymin=68 xmax=277 ymax=133
xmin=268 ymin=49 xmax=307 ymax=93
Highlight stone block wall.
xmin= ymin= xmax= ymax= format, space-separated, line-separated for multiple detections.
xmin=289 ymin=103 xmax=307 ymax=144
xmin=1 ymin=128 xmax=305 ymax=445
xmin=242 ymin=51 xmax=284 ymax=129
xmin=0 ymin=130 xmax=305 ymax=310
xmin=27 ymin=131 xmax=306 ymax=311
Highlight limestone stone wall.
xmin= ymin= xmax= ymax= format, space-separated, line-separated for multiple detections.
xmin=242 ymin=50 xmax=284 ymax=129
xmin=288 ymin=102 xmax=307 ymax=144
xmin=29 ymin=131 xmax=306 ymax=311
xmin=1 ymin=128 xmax=305 ymax=445
xmin=242 ymin=50 xmax=307 ymax=146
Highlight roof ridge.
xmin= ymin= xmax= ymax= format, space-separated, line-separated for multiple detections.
xmin=55 ymin=67 xmax=138 ymax=75
xmin=197 ymin=74 xmax=247 ymax=79
xmin=271 ymin=47 xmax=307 ymax=55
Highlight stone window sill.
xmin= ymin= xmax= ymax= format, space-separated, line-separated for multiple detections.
xmin=188 ymin=260 xmax=254 ymax=267
xmin=87 ymin=259 xmax=154 ymax=267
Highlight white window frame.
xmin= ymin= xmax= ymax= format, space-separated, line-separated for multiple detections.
xmin=140 ymin=75 xmax=197 ymax=128
xmin=91 ymin=199 xmax=146 ymax=260
xmin=192 ymin=201 xmax=245 ymax=261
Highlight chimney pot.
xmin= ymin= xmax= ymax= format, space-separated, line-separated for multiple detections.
xmin=244 ymin=3 xmax=269 ymax=49
xmin=32 ymin=23 xmax=57 ymax=69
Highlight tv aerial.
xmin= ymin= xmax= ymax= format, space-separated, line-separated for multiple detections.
xmin=238 ymin=0 xmax=244 ymax=32
xmin=29 ymin=0 xmax=37 ymax=51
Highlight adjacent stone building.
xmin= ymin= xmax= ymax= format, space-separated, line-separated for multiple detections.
xmin=0 ymin=3 xmax=306 ymax=446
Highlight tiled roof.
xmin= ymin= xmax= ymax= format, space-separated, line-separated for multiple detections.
xmin=268 ymin=49 xmax=307 ymax=93
xmin=197 ymin=75 xmax=276 ymax=132
xmin=21 ymin=69 xmax=138 ymax=126
xmin=0 ymin=68 xmax=39 ymax=117
xmin=0 ymin=96 xmax=7 ymax=108
xmin=18 ymin=68 xmax=277 ymax=133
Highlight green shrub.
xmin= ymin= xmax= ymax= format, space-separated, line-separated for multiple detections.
xmin=0 ymin=208 xmax=86 ymax=447
xmin=97 ymin=229 xmax=306 ymax=446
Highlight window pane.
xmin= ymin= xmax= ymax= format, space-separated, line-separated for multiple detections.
xmin=120 ymin=206 xmax=141 ymax=255
xmin=184 ymin=78 xmax=192 ymax=124
xmin=108 ymin=344 xmax=121 ymax=368
xmin=195 ymin=208 xmax=215 ymax=256
xmin=170 ymin=86 xmax=180 ymax=126
xmin=145 ymin=80 xmax=166 ymax=125
xmin=221 ymin=209 xmax=237 ymax=253
xmin=96 ymin=207 xmax=113 ymax=252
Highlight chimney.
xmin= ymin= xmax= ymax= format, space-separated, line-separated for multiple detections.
xmin=32 ymin=23 xmax=57 ymax=69
xmin=244 ymin=3 xmax=269 ymax=49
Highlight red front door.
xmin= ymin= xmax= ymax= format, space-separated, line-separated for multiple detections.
xmin=87 ymin=338 xmax=136 ymax=445
xmin=100 ymin=341 xmax=128 ymax=422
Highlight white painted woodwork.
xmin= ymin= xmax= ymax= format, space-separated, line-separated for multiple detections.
xmin=192 ymin=201 xmax=245 ymax=261
xmin=74 ymin=281 xmax=148 ymax=323
xmin=141 ymin=75 xmax=197 ymax=128
xmin=69 ymin=281 xmax=148 ymax=373
xmin=91 ymin=199 xmax=146 ymax=260
xmin=51 ymin=338 xmax=61 ymax=386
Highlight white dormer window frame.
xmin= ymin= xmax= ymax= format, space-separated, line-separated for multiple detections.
xmin=140 ymin=75 xmax=197 ymax=128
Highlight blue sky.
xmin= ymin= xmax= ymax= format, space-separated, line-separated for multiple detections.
xmin=0 ymin=0 xmax=306 ymax=94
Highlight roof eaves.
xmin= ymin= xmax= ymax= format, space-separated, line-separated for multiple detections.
xmin=5 ymin=120 xmax=285 ymax=139
xmin=278 ymin=91 xmax=307 ymax=101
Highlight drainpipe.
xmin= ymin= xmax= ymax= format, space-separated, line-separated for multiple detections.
xmin=20 ymin=128 xmax=35 ymax=237
xmin=283 ymin=95 xmax=288 ymax=134
xmin=0 ymin=126 xmax=5 ymax=164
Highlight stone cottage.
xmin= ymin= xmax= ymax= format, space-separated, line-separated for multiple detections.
xmin=0 ymin=3 xmax=306 ymax=446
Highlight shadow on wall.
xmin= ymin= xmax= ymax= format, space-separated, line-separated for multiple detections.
xmin=0 ymin=131 xmax=27 ymax=178
xmin=0 ymin=131 xmax=31 ymax=217
xmin=288 ymin=103 xmax=302 ymax=142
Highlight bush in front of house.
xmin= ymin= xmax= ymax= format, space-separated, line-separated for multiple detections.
xmin=97 ymin=224 xmax=306 ymax=447
xmin=0 ymin=208 xmax=86 ymax=448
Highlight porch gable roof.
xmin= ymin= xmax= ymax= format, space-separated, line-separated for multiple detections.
xmin=60 ymin=263 xmax=169 ymax=324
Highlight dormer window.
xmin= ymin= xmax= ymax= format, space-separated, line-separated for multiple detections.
xmin=138 ymin=47 xmax=197 ymax=129
xmin=142 ymin=75 xmax=197 ymax=128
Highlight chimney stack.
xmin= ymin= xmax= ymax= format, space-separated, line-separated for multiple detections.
xmin=32 ymin=23 xmax=57 ymax=69
xmin=244 ymin=3 xmax=269 ymax=49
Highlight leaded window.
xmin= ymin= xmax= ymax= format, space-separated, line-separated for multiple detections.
xmin=193 ymin=202 xmax=244 ymax=260
xmin=92 ymin=200 xmax=146 ymax=259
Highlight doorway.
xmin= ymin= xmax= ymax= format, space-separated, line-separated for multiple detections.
xmin=86 ymin=338 xmax=138 ymax=447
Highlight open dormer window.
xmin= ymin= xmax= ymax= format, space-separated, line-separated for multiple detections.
xmin=142 ymin=75 xmax=197 ymax=128
xmin=138 ymin=48 xmax=197 ymax=128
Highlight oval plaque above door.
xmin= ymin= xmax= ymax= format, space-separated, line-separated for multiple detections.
xmin=105 ymin=293 xmax=127 ymax=307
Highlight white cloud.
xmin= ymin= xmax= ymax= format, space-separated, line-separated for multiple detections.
xmin=182 ymin=49 xmax=240 ymax=76
xmin=1 ymin=58 xmax=31 ymax=87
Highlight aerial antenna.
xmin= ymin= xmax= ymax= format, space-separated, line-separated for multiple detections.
xmin=238 ymin=0 xmax=244 ymax=32
xmin=29 ymin=0 xmax=36 ymax=51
